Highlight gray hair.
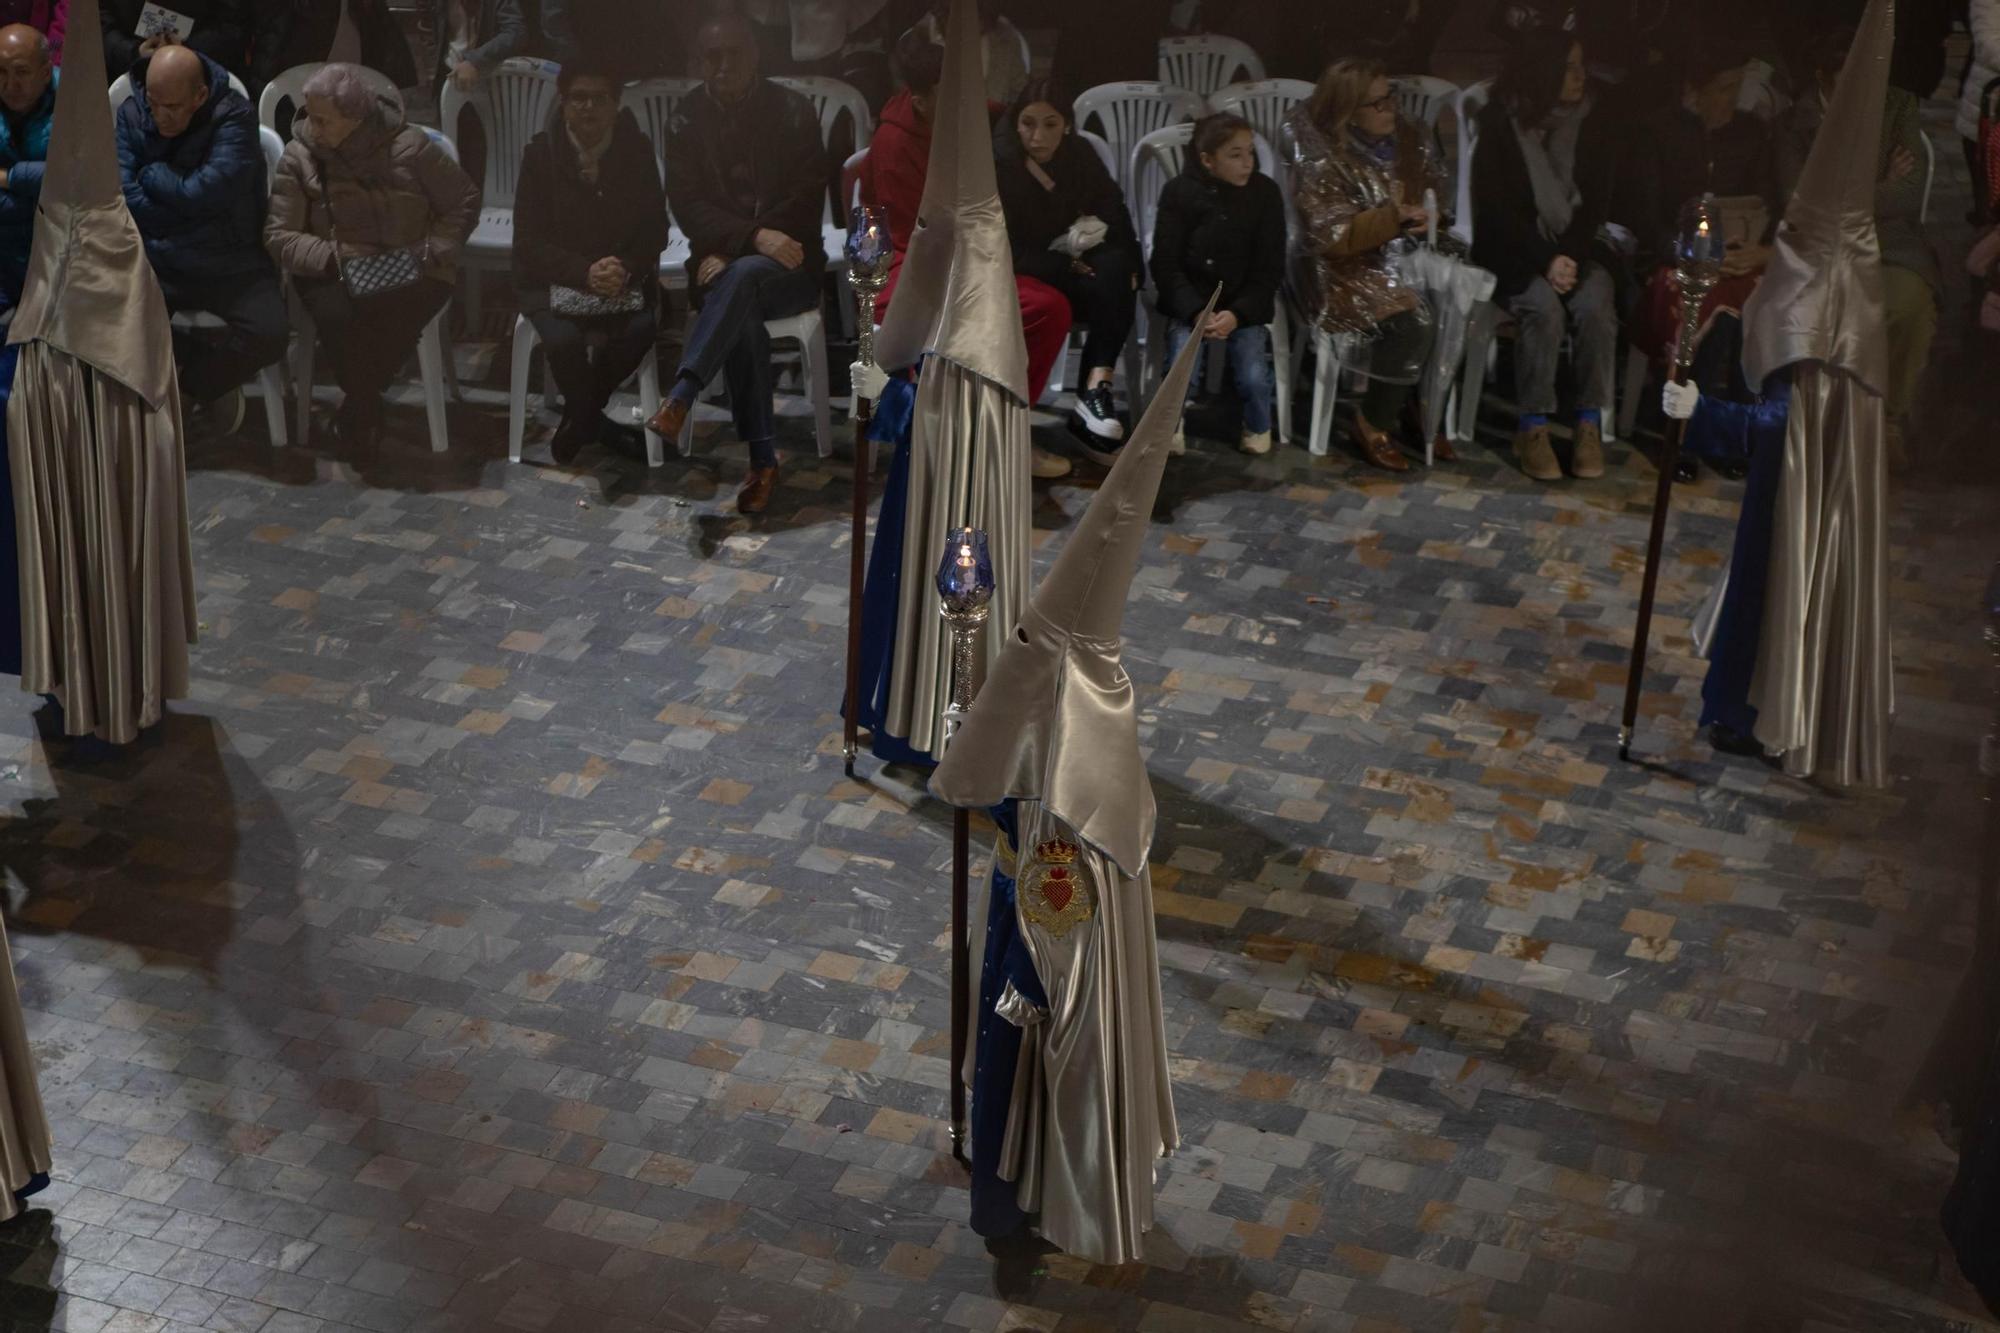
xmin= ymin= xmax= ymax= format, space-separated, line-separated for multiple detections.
xmin=301 ymin=63 xmax=378 ymax=120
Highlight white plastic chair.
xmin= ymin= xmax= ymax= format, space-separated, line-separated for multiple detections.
xmin=1208 ymin=79 xmax=1314 ymax=157
xmin=507 ymin=316 xmax=666 ymax=466
xmin=672 ymin=306 xmax=833 ymax=461
xmin=1156 ymin=35 xmax=1264 ymax=101
xmin=1450 ymin=80 xmax=1491 ymax=249
xmin=157 ymin=126 xmax=290 ymax=445
xmin=257 ymin=62 xmax=397 ymax=137
xmin=773 ymin=75 xmax=870 ymax=333
xmin=1074 ymin=82 xmax=1203 ymax=205
xmin=110 ymin=67 xmax=248 ymax=112
xmin=1391 ymin=75 xmax=1459 ymax=133
xmin=620 ymin=78 xmax=702 ymax=295
xmin=438 ymin=58 xmax=562 ymax=318
xmin=1919 ymin=127 xmax=1936 ymax=224
xmin=288 ymin=131 xmax=458 ymax=453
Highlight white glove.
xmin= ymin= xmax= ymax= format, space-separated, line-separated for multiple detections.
xmin=1661 ymin=380 xmax=1700 ymax=421
xmin=850 ymin=360 xmax=888 ymax=404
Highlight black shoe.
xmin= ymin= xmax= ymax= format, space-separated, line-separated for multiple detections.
xmin=1708 ymin=723 xmax=1765 ymax=757
xmin=1070 ymin=383 xmax=1125 ymax=454
xmin=334 ymin=398 xmax=382 ymax=449
xmin=1674 ymin=455 xmax=1700 ymax=484
xmin=1715 ymin=459 xmax=1749 ymax=482
xmin=549 ymin=412 xmax=594 ymax=466
xmin=597 ymin=413 xmax=648 ymax=460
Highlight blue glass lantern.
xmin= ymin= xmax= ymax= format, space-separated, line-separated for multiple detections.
xmin=846 ymin=204 xmax=892 ymax=282
xmin=1674 ymin=194 xmax=1725 ymax=284
xmin=936 ymin=527 xmax=995 ymax=618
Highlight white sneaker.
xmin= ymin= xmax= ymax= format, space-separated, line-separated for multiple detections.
xmin=1071 ymin=383 xmax=1125 ymax=443
xmin=1030 ymin=444 xmax=1071 ymax=479
xmin=1169 ymin=428 xmax=1185 ymax=455
xmin=1238 ymin=429 xmax=1272 ymax=456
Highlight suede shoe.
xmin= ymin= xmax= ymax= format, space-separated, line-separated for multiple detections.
xmin=1514 ymin=423 xmax=1561 ymax=480
xmin=1571 ymin=417 xmax=1605 ymax=478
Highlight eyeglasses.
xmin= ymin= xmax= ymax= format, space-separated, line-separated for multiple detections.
xmin=564 ymin=91 xmax=614 ymax=108
xmin=1360 ymin=94 xmax=1397 ymax=112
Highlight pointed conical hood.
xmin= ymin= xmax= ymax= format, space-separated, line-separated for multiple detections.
xmin=1741 ymin=0 xmax=1892 ymax=391
xmin=7 ymin=0 xmax=177 ymax=409
xmin=42 ymin=0 xmax=120 ymax=208
xmin=929 ymin=289 xmax=1221 ymax=876
xmin=872 ymin=0 xmax=1029 ymax=402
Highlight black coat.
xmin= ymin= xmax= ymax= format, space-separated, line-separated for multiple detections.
xmin=263 ymin=0 xmax=418 ymax=92
xmin=1470 ymin=95 xmax=1615 ymax=302
xmin=102 ymin=0 xmax=255 ymax=85
xmin=513 ymin=109 xmax=669 ymax=312
xmin=996 ymin=133 xmax=1137 ymax=288
xmin=663 ymin=78 xmax=827 ymax=290
xmin=1149 ymin=158 xmax=1285 ymax=328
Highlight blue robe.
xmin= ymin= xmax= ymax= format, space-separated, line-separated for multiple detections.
xmin=848 ymin=373 xmax=936 ymax=767
xmin=1683 ymin=380 xmax=1790 ymax=736
xmin=968 ymin=799 xmax=1047 ymax=1239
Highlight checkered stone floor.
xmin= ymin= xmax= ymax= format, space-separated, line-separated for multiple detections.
xmin=0 ymin=360 xmax=1991 ymax=1333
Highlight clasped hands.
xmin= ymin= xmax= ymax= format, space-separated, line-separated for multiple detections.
xmin=586 ymin=256 xmax=629 ymax=298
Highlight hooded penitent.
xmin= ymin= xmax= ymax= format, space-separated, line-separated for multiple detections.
xmin=1738 ymin=0 xmax=1893 ymax=787
xmin=867 ymin=0 xmax=1031 ymax=762
xmin=8 ymin=0 xmax=196 ymax=744
xmin=930 ymin=284 xmax=1217 ymax=1266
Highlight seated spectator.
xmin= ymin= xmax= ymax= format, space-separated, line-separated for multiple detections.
xmin=1473 ymin=30 xmax=1616 ymax=482
xmin=1780 ymin=25 xmax=1937 ymax=469
xmin=1284 ymin=57 xmax=1439 ymax=472
xmin=996 ymin=78 xmax=1141 ymax=459
xmin=643 ymin=14 xmax=826 ymax=517
xmin=115 ymin=44 xmax=286 ymax=435
xmin=101 ymin=0 xmax=254 ymax=91
xmin=862 ymin=24 xmax=1072 ymax=477
xmin=0 ymin=2 xmax=60 ymax=65
xmin=513 ymin=60 xmax=667 ymax=466
xmin=262 ymin=0 xmax=417 ymax=95
xmin=433 ymin=0 xmax=524 ymax=93
xmin=265 ymin=64 xmax=479 ymax=449
xmin=1149 ymin=111 xmax=1285 ymax=457
xmin=0 ymin=23 xmax=56 ymax=315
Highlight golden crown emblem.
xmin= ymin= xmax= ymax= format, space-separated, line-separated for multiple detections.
xmin=1035 ymin=837 xmax=1078 ymax=866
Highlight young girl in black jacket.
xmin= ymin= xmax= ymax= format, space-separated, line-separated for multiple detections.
xmin=996 ymin=79 xmax=1140 ymax=457
xmin=1149 ymin=113 xmax=1287 ymax=455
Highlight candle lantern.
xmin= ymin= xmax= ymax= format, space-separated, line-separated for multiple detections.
xmin=936 ymin=527 xmax=995 ymax=749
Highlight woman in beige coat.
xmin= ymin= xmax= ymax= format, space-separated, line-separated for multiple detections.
xmin=265 ymin=64 xmax=479 ymax=448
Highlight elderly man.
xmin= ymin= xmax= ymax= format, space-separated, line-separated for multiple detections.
xmin=114 ymin=42 xmax=283 ymax=433
xmin=645 ymin=13 xmax=826 ymax=516
xmin=0 ymin=24 xmax=54 ymax=315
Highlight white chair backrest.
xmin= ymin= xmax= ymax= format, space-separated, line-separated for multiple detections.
xmin=258 ymin=61 xmax=396 ymax=137
xmin=773 ymin=75 xmax=871 ymax=231
xmin=1452 ymin=80 xmax=1492 ymax=247
xmin=438 ymin=57 xmax=560 ymax=210
xmin=1078 ymin=129 xmax=1118 ymax=184
xmin=1157 ymin=35 xmax=1265 ymax=100
xmin=1074 ymin=81 xmax=1203 ymax=201
xmin=1132 ymin=123 xmax=1192 ymax=258
xmin=111 ymin=66 xmax=249 ymax=113
xmin=1390 ymin=75 xmax=1459 ymax=131
xmin=844 ymin=146 xmax=868 ymax=215
xmin=1919 ymin=126 xmax=1936 ymax=223
xmin=258 ymin=125 xmax=283 ymax=195
xmin=1208 ymin=78 xmax=1314 ymax=159
xmin=620 ymin=77 xmax=700 ymax=168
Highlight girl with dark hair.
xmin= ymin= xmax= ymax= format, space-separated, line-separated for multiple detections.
xmin=1149 ymin=112 xmax=1286 ymax=455
xmin=995 ymin=77 xmax=1141 ymax=459
xmin=1472 ymin=29 xmax=1618 ymax=481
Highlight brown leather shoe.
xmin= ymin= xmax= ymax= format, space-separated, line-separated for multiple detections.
xmin=1571 ymin=416 xmax=1605 ymax=479
xmin=1514 ymin=424 xmax=1561 ymax=481
xmin=736 ymin=464 xmax=780 ymax=515
xmin=646 ymin=395 xmax=690 ymax=442
xmin=1430 ymin=431 xmax=1457 ymax=463
xmin=1351 ymin=412 xmax=1410 ymax=472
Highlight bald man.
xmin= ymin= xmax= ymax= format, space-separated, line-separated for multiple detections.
xmin=0 ymin=24 xmax=53 ymax=314
xmin=114 ymin=39 xmax=284 ymax=434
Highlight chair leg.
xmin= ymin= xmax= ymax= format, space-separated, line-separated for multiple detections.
xmin=1456 ymin=307 xmax=1497 ymax=444
xmin=1122 ymin=331 xmax=1143 ymax=414
xmin=1616 ymin=344 xmax=1649 ymax=441
xmin=1308 ymin=331 xmax=1338 ymax=457
xmin=257 ymin=364 xmax=288 ymax=447
xmin=639 ymin=349 xmax=664 ymax=468
xmin=418 ymin=315 xmax=450 ymax=454
xmin=1270 ymin=311 xmax=1293 ymax=446
xmin=806 ymin=320 xmax=833 ymax=460
xmin=508 ymin=316 xmax=537 ymax=464
xmin=291 ymin=295 xmax=315 ymax=447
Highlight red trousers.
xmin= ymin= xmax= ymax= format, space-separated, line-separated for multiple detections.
xmin=876 ymin=260 xmax=1072 ymax=405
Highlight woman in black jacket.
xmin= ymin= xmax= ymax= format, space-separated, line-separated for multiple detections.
xmin=1471 ymin=28 xmax=1618 ymax=483
xmin=513 ymin=62 xmax=670 ymax=466
xmin=1150 ymin=112 xmax=1286 ymax=455
xmin=997 ymin=78 xmax=1141 ymax=456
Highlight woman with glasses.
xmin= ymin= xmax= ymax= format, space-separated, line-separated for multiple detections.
xmin=1284 ymin=58 xmax=1443 ymax=472
xmin=512 ymin=61 xmax=668 ymax=465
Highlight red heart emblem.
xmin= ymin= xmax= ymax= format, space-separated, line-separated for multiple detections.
xmin=1041 ymin=869 xmax=1072 ymax=914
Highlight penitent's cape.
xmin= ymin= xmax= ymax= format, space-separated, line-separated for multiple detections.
xmin=930 ymin=285 xmax=1218 ymax=1266
xmin=8 ymin=0 xmax=196 ymax=744
xmin=1739 ymin=0 xmax=1893 ymax=786
xmin=869 ymin=0 xmax=1031 ymax=761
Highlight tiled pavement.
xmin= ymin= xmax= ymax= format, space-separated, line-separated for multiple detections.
xmin=0 ymin=355 xmax=1989 ymax=1333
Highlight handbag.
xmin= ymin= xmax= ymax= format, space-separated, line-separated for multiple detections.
xmin=315 ymin=155 xmax=429 ymax=299
xmin=549 ymin=283 xmax=647 ymax=318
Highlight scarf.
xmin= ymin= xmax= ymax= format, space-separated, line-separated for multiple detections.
xmin=1512 ymin=97 xmax=1586 ymax=242
xmin=568 ymin=126 xmax=611 ymax=184
xmin=1347 ymin=124 xmax=1397 ymax=172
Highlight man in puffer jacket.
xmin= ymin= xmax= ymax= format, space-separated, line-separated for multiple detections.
xmin=0 ymin=23 xmax=56 ymax=314
xmin=115 ymin=43 xmax=284 ymax=431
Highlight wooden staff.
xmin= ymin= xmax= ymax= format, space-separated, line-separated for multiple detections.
xmin=951 ymin=808 xmax=970 ymax=1167
xmin=844 ymin=392 xmax=870 ymax=778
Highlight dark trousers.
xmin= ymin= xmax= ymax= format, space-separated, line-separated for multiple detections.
xmin=159 ymin=269 xmax=289 ymax=405
xmin=1360 ymin=307 xmax=1435 ymax=425
xmin=297 ymin=275 xmax=453 ymax=418
xmin=1047 ymin=243 xmax=1139 ymax=376
xmin=678 ymin=254 xmax=820 ymax=466
xmin=529 ymin=307 xmax=659 ymax=423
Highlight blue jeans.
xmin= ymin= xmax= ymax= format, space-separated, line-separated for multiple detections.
xmin=1162 ymin=320 xmax=1273 ymax=436
xmin=679 ymin=254 xmax=821 ymax=466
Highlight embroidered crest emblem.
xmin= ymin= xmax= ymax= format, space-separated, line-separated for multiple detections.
xmin=1021 ymin=837 xmax=1094 ymax=939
